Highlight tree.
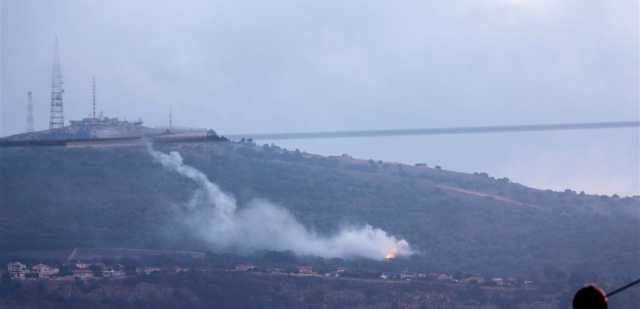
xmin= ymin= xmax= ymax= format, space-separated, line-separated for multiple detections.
xmin=58 ymin=264 xmax=73 ymax=276
xmin=0 ymin=272 xmax=20 ymax=295
xmin=90 ymin=264 xmax=104 ymax=277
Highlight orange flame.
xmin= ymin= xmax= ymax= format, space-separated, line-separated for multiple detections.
xmin=384 ymin=249 xmax=397 ymax=261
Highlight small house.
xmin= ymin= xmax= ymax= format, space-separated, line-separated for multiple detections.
xmin=32 ymin=264 xmax=60 ymax=278
xmin=7 ymin=262 xmax=28 ymax=279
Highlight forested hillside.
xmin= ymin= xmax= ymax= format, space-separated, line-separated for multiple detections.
xmin=1 ymin=140 xmax=638 ymax=279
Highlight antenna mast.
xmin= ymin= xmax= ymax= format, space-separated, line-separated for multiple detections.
xmin=92 ymin=76 xmax=96 ymax=119
xmin=26 ymin=91 xmax=34 ymax=132
xmin=49 ymin=37 xmax=64 ymax=129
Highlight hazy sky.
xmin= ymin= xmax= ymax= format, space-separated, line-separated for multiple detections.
xmin=1 ymin=0 xmax=638 ymax=195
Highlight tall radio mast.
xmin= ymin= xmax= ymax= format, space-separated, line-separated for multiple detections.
xmin=49 ymin=37 xmax=64 ymax=129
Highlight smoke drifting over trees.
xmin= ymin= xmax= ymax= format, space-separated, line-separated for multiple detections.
xmin=147 ymin=145 xmax=413 ymax=260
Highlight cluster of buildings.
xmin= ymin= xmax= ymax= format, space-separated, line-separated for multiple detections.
xmin=5 ymin=260 xmax=197 ymax=281
xmin=7 ymin=260 xmax=535 ymax=289
xmin=230 ymin=262 xmax=535 ymax=288
xmin=232 ymin=263 xmax=316 ymax=276
xmin=7 ymin=262 xmax=59 ymax=279
xmin=6 ymin=261 xmax=127 ymax=280
xmin=385 ymin=271 xmax=533 ymax=287
xmin=66 ymin=115 xmax=147 ymax=139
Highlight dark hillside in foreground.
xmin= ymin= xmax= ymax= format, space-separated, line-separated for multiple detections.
xmin=1 ymin=140 xmax=638 ymax=278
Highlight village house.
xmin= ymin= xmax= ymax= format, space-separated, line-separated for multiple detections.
xmin=462 ymin=276 xmax=486 ymax=284
xmin=324 ymin=267 xmax=347 ymax=278
xmin=7 ymin=262 xmax=27 ymax=279
xmin=174 ymin=266 xmax=190 ymax=273
xmin=70 ymin=262 xmax=93 ymax=279
xmin=139 ymin=267 xmax=162 ymax=275
xmin=102 ymin=265 xmax=126 ymax=278
xmin=32 ymin=264 xmax=60 ymax=279
xmin=75 ymin=263 xmax=90 ymax=270
xmin=491 ymin=278 xmax=505 ymax=286
xmin=234 ymin=263 xmax=255 ymax=272
xmin=400 ymin=272 xmax=418 ymax=281
xmin=73 ymin=268 xmax=94 ymax=279
xmin=296 ymin=266 xmax=313 ymax=275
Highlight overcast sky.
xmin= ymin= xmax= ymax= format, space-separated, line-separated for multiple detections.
xmin=1 ymin=0 xmax=638 ymax=195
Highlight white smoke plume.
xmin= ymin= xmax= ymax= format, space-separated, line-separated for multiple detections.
xmin=147 ymin=146 xmax=413 ymax=260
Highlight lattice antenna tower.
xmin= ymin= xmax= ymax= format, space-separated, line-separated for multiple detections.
xmin=49 ymin=37 xmax=64 ymax=129
xmin=26 ymin=91 xmax=34 ymax=132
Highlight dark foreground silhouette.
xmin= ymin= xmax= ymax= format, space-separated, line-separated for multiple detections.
xmin=573 ymin=285 xmax=607 ymax=309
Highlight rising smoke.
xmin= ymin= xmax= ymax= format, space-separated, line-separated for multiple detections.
xmin=147 ymin=146 xmax=413 ymax=260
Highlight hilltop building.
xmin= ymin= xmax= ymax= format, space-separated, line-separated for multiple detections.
xmin=65 ymin=76 xmax=145 ymax=138
xmin=68 ymin=115 xmax=145 ymax=138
